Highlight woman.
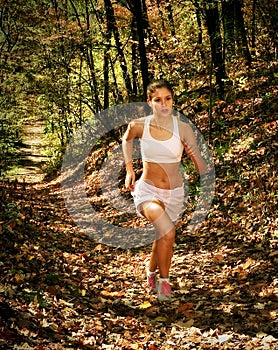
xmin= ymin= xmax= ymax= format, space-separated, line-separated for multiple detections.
xmin=122 ymin=79 xmax=208 ymax=301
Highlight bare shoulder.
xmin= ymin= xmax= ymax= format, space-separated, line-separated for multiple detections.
xmin=129 ymin=116 xmax=145 ymax=133
xmin=129 ymin=116 xmax=146 ymax=128
xmin=177 ymin=118 xmax=191 ymax=130
xmin=125 ymin=116 xmax=146 ymax=139
xmin=177 ymin=118 xmax=194 ymax=133
xmin=178 ymin=120 xmax=196 ymax=145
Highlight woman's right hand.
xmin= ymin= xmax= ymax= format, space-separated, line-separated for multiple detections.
xmin=125 ymin=170 xmax=135 ymax=191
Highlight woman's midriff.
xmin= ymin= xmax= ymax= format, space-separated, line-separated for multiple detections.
xmin=141 ymin=161 xmax=183 ymax=190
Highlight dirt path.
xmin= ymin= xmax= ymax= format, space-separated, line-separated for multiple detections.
xmin=10 ymin=120 xmax=49 ymax=183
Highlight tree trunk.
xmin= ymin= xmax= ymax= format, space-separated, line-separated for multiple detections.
xmin=103 ymin=51 xmax=109 ymax=110
xmin=84 ymin=0 xmax=102 ymax=112
xmin=70 ymin=0 xmax=102 ymax=112
xmin=221 ymin=0 xmax=236 ymax=60
xmin=193 ymin=1 xmax=206 ymax=63
xmin=132 ymin=0 xmax=150 ymax=100
xmin=104 ymin=0 xmax=133 ymax=100
xmin=103 ymin=0 xmax=113 ymax=109
xmin=131 ymin=16 xmax=138 ymax=97
xmin=251 ymin=0 xmax=257 ymax=56
xmin=205 ymin=2 xmax=226 ymax=97
xmin=234 ymin=0 xmax=252 ymax=66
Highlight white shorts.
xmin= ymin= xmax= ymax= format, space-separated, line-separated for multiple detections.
xmin=131 ymin=179 xmax=185 ymax=223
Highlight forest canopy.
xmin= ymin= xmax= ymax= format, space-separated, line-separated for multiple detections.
xmin=0 ymin=0 xmax=277 ymax=175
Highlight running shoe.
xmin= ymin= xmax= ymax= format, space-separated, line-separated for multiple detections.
xmin=157 ymin=280 xmax=172 ymax=301
xmin=147 ymin=272 xmax=157 ymax=292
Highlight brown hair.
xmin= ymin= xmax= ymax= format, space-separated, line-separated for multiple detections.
xmin=146 ymin=79 xmax=174 ymax=100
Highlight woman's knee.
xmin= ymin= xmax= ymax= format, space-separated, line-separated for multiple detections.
xmin=140 ymin=200 xmax=165 ymax=222
xmin=160 ymin=229 xmax=175 ymax=245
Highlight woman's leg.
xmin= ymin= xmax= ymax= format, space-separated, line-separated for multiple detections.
xmin=140 ymin=200 xmax=175 ymax=278
xmin=149 ymin=241 xmax=158 ymax=273
xmin=151 ymin=228 xmax=175 ymax=278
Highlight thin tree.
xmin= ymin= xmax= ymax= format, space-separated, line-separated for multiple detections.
xmin=193 ymin=0 xmax=206 ymax=64
xmin=221 ymin=0 xmax=252 ymax=65
xmin=250 ymin=0 xmax=257 ymax=56
xmin=221 ymin=0 xmax=236 ymax=60
xmin=104 ymin=0 xmax=133 ymax=100
xmin=131 ymin=0 xmax=150 ymax=99
xmin=204 ymin=1 xmax=226 ymax=96
xmin=233 ymin=0 xmax=252 ymax=66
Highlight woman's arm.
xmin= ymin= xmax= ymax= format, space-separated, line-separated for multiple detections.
xmin=122 ymin=120 xmax=142 ymax=191
xmin=180 ymin=122 xmax=208 ymax=175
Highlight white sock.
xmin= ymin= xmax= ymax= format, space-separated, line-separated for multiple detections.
xmin=147 ymin=270 xmax=156 ymax=277
xmin=159 ymin=278 xmax=170 ymax=284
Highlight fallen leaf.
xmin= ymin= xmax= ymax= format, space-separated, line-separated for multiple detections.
xmin=154 ymin=316 xmax=167 ymax=322
xmin=100 ymin=290 xmax=123 ymax=298
xmin=139 ymin=301 xmax=152 ymax=309
xmin=183 ymin=318 xmax=194 ymax=328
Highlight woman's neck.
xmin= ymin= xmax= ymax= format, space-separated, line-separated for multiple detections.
xmin=151 ymin=114 xmax=173 ymax=128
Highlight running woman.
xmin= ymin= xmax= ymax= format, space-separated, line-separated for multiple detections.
xmin=122 ymin=79 xmax=208 ymax=301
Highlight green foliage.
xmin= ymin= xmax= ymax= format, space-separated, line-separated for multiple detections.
xmin=0 ymin=200 xmax=22 ymax=237
xmin=43 ymin=149 xmax=64 ymax=179
xmin=0 ymin=100 xmax=22 ymax=176
xmin=0 ymin=0 xmax=277 ymax=178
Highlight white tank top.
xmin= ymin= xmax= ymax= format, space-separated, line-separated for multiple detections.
xmin=140 ymin=115 xmax=184 ymax=163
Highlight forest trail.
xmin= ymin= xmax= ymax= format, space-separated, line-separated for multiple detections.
xmin=1 ymin=177 xmax=277 ymax=349
xmin=1 ymin=96 xmax=277 ymax=348
xmin=10 ymin=120 xmax=49 ymax=183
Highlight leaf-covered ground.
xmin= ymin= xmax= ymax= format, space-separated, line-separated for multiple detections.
xmin=0 ymin=177 xmax=277 ymax=350
xmin=1 ymin=66 xmax=278 ymax=349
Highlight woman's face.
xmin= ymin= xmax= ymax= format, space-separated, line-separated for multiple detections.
xmin=148 ymin=87 xmax=173 ymax=117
